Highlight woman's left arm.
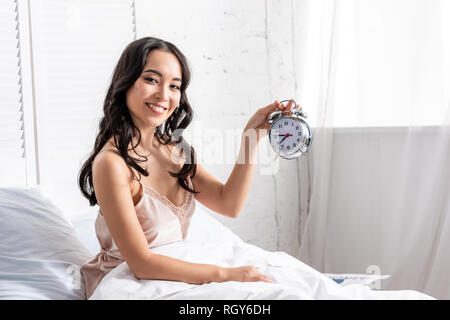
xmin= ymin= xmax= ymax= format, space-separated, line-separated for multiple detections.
xmin=192 ymin=100 xmax=296 ymax=218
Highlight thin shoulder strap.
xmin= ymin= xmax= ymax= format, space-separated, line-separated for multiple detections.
xmin=97 ymin=148 xmax=120 ymax=156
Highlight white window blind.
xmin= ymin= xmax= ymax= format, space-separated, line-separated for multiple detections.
xmin=29 ymin=0 xmax=135 ymax=218
xmin=0 ymin=0 xmax=26 ymax=186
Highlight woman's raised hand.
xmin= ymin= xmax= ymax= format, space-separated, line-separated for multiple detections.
xmin=244 ymin=99 xmax=297 ymax=143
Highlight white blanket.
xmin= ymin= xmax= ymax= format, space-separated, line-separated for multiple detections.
xmin=90 ymin=206 xmax=434 ymax=300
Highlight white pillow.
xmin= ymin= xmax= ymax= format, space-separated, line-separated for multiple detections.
xmin=70 ymin=213 xmax=101 ymax=256
xmin=0 ymin=186 xmax=94 ymax=300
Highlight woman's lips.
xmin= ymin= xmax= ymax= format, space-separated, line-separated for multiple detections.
xmin=145 ymin=103 xmax=167 ymax=115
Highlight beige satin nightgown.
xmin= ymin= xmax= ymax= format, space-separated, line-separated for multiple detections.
xmin=80 ymin=150 xmax=196 ymax=299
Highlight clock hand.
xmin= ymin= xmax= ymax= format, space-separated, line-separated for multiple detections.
xmin=277 ymin=133 xmax=292 ymax=144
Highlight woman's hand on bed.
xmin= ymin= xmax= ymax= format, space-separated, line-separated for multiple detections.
xmin=223 ymin=265 xmax=275 ymax=283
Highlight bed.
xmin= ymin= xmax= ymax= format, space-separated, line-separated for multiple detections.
xmin=0 ymin=186 xmax=434 ymax=300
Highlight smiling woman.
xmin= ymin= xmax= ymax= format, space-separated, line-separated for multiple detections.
xmin=77 ymin=36 xmax=287 ymax=298
xmin=127 ymin=51 xmax=183 ymax=127
xmin=79 ymin=37 xmax=197 ymax=201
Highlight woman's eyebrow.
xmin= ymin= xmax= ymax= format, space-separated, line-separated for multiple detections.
xmin=143 ymin=68 xmax=182 ymax=82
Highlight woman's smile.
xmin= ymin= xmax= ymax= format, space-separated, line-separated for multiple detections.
xmin=145 ymin=102 xmax=168 ymax=115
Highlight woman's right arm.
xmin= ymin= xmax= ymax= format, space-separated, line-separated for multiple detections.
xmin=92 ymin=151 xmax=273 ymax=284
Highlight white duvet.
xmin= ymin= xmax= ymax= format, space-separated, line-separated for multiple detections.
xmin=90 ymin=206 xmax=434 ymax=300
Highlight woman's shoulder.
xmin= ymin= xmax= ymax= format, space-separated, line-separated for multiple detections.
xmin=93 ymin=144 xmax=133 ymax=186
xmin=94 ymin=140 xmax=121 ymax=165
xmin=94 ymin=147 xmax=122 ymax=167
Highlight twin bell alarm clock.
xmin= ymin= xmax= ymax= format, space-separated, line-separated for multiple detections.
xmin=267 ymin=99 xmax=313 ymax=160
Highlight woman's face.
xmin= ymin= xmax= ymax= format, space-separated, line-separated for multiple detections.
xmin=126 ymin=49 xmax=183 ymax=130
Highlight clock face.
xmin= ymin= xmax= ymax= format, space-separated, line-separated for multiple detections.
xmin=269 ymin=117 xmax=303 ymax=154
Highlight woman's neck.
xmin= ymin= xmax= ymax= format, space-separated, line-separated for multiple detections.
xmin=130 ymin=127 xmax=158 ymax=155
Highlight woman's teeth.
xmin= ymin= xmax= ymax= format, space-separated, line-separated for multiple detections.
xmin=146 ymin=103 xmax=166 ymax=114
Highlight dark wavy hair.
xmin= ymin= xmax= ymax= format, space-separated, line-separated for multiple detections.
xmin=78 ymin=37 xmax=198 ymax=206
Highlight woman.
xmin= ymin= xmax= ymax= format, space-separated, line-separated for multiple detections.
xmin=78 ymin=36 xmax=296 ymax=299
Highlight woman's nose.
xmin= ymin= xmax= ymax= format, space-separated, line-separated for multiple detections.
xmin=155 ymin=85 xmax=169 ymax=101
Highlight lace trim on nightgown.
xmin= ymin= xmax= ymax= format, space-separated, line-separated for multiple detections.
xmin=136 ymin=177 xmax=194 ymax=239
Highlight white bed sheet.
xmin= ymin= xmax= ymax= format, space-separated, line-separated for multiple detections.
xmin=1 ymin=187 xmax=433 ymax=300
xmin=89 ymin=205 xmax=434 ymax=300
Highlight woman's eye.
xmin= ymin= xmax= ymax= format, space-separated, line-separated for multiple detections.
xmin=144 ymin=77 xmax=157 ymax=83
xmin=144 ymin=77 xmax=179 ymax=90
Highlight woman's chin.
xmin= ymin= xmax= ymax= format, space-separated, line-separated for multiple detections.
xmin=145 ymin=117 xmax=165 ymax=129
xmin=131 ymin=112 xmax=171 ymax=131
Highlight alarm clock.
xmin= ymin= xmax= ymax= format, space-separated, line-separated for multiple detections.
xmin=267 ymin=99 xmax=313 ymax=160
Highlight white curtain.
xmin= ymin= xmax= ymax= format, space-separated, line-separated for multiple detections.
xmin=296 ymin=0 xmax=450 ymax=299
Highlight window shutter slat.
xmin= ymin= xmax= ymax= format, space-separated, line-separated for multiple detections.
xmin=0 ymin=0 xmax=26 ymax=186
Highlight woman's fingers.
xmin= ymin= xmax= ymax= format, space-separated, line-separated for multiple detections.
xmin=260 ymin=99 xmax=299 ymax=116
xmin=261 ymin=100 xmax=281 ymax=113
xmin=284 ymin=99 xmax=296 ymax=110
xmin=262 ymin=275 xmax=275 ymax=283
